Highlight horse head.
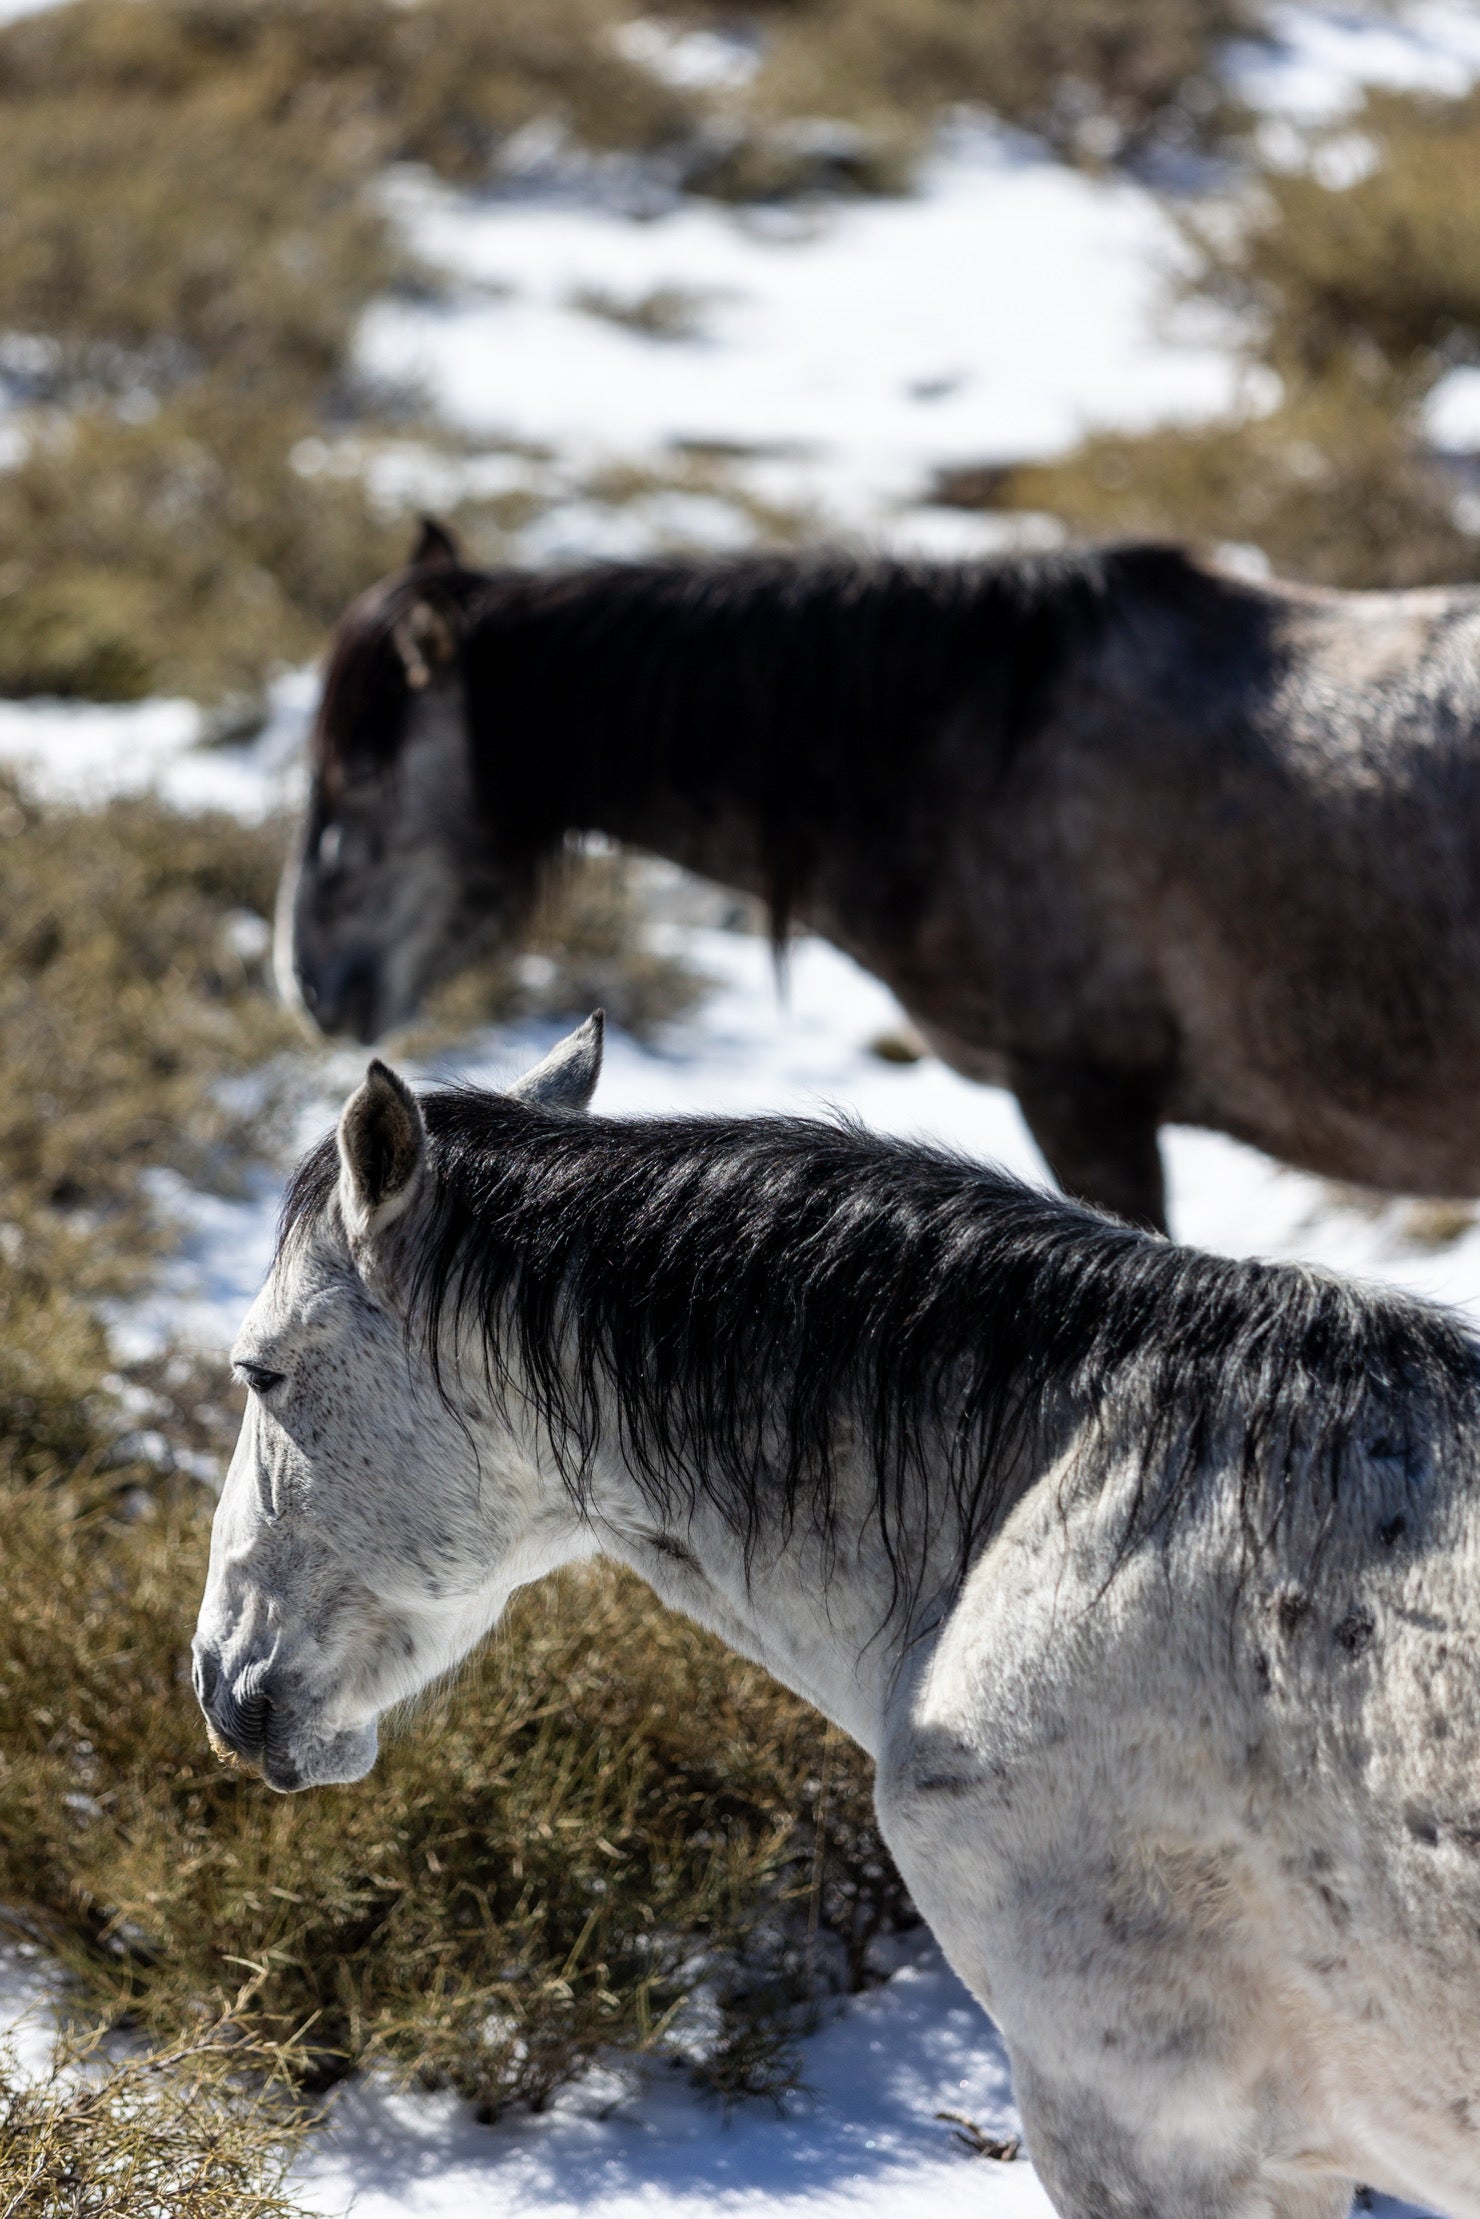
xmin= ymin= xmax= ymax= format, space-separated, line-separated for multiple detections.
xmin=191 ymin=1014 xmax=604 ymax=1790
xmin=279 ymin=518 xmax=519 ymax=1045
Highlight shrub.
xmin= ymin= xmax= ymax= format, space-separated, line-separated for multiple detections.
xmin=0 ymin=2030 xmax=305 ymax=2219
xmin=0 ymin=394 xmax=408 ymax=701
xmin=1197 ymin=91 xmax=1480 ymax=383
xmin=745 ymin=0 xmax=1245 ymax=169
xmin=963 ymin=379 xmax=1480 ymax=590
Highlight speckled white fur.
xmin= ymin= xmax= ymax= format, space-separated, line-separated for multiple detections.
xmin=196 ymin=1026 xmax=1480 ymax=2219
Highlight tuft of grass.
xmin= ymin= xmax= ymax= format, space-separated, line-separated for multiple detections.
xmin=0 ymin=393 xmax=410 ymax=703
xmin=570 ymin=283 xmax=720 ymax=344
xmin=0 ymin=2029 xmax=307 ymax=2219
xmin=740 ymin=0 xmax=1246 ymax=172
xmin=1196 ymin=91 xmax=1480 ymax=386
xmin=0 ymin=93 xmax=393 ymax=403
xmin=964 ymin=378 xmax=1480 ymax=591
xmin=0 ymin=780 xmax=301 ymax=1237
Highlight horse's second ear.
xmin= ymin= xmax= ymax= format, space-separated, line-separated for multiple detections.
xmin=338 ymin=1060 xmax=427 ymax=1246
xmin=507 ymin=1012 xmax=604 ymax=1112
xmin=410 ymin=516 xmax=459 ymax=569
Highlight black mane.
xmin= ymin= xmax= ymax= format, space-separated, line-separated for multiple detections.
xmin=314 ymin=544 xmax=1224 ymax=938
xmin=282 ymin=1096 xmax=1479 ymax=1623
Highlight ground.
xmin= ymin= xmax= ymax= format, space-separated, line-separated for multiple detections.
xmin=4 ymin=2 xmax=1480 ymax=2214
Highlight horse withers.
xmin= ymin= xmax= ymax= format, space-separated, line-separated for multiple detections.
xmin=196 ymin=1019 xmax=1480 ymax=2218
xmin=281 ymin=523 xmax=1480 ymax=1231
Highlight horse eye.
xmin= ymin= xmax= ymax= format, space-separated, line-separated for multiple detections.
xmin=236 ymin=1360 xmax=286 ymax=1395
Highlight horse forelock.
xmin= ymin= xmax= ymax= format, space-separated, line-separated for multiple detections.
xmin=273 ymin=1093 xmax=1480 ymax=1624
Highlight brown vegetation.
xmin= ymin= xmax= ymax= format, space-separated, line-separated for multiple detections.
xmin=744 ymin=0 xmax=1244 ymax=170
xmin=971 ymin=380 xmax=1480 ymax=591
xmin=0 ymin=780 xmax=888 ymax=2134
xmin=0 ymin=2029 xmax=306 ymax=2219
xmin=1198 ymin=90 xmax=1480 ymax=385
xmin=946 ymin=87 xmax=1480 ymax=591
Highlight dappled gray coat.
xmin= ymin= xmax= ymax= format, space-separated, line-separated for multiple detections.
xmin=283 ymin=530 xmax=1480 ymax=1231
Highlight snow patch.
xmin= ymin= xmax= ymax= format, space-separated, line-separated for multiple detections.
xmin=1225 ymin=0 xmax=1480 ymax=122
xmin=360 ymin=125 xmax=1246 ymax=529
xmin=0 ymin=670 xmax=314 ymax=819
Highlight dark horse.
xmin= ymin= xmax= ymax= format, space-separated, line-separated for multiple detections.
xmin=280 ymin=520 xmax=1480 ymax=1230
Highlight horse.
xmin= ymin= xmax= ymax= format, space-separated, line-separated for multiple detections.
xmin=197 ymin=1015 xmax=1480 ymax=2219
xmin=279 ymin=519 xmax=1480 ymax=1233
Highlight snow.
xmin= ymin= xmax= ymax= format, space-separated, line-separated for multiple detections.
xmin=1225 ymin=0 xmax=1480 ymax=122
xmin=611 ymin=18 xmax=762 ymax=95
xmin=360 ymin=125 xmax=1247 ymax=530
xmin=288 ymin=1937 xmax=1054 ymax=2219
xmin=0 ymin=1938 xmax=64 ymax=2087
xmin=0 ymin=670 xmax=313 ymax=819
xmin=1426 ymin=363 xmax=1480 ymax=455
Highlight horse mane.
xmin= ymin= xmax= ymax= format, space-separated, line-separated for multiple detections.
xmin=312 ymin=543 xmax=1234 ymax=941
xmin=280 ymin=1095 xmax=1479 ymax=1625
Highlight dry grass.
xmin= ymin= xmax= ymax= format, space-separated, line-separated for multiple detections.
xmin=0 ymin=93 xmax=392 ymax=402
xmin=947 ymin=82 xmax=1480 ymax=592
xmin=0 ymin=1455 xmax=891 ymax=2115
xmin=1197 ymin=91 xmax=1480 ymax=385
xmin=743 ymin=0 xmax=1245 ymax=172
xmin=0 ymin=2029 xmax=306 ymax=2219
xmin=0 ymin=393 xmax=410 ymax=703
xmin=0 ymin=0 xmax=694 ymax=198
xmin=0 ymin=784 xmax=299 ymax=1233
xmin=964 ymin=378 xmax=1480 ymax=591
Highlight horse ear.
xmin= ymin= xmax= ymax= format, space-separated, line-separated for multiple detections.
xmin=338 ymin=1060 xmax=427 ymax=1247
xmin=391 ymin=598 xmax=457 ymax=690
xmin=410 ymin=516 xmax=460 ymax=569
xmin=507 ymin=1012 xmax=604 ymax=1113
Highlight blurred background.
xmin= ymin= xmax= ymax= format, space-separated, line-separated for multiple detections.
xmin=0 ymin=3 xmax=1477 ymax=2213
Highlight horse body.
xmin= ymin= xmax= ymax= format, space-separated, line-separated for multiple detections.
xmin=283 ymin=532 xmax=1480 ymax=1229
xmin=196 ymin=1025 xmax=1480 ymax=2217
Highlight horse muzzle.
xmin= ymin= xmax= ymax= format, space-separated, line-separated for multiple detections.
xmin=192 ymin=1644 xmax=378 ymax=1793
xmin=293 ymin=949 xmax=386 ymax=1046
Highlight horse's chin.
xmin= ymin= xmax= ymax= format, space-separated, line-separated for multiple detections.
xmin=262 ymin=1719 xmax=379 ymax=1794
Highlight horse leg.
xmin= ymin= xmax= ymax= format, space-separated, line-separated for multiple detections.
xmin=1010 ymin=1058 xmax=1168 ymax=1232
xmin=1011 ymin=2057 xmax=1353 ymax=2219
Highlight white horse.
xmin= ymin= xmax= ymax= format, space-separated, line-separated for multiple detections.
xmin=195 ymin=1019 xmax=1480 ymax=2219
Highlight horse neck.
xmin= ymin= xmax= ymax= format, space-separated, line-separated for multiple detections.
xmin=459 ymin=560 xmax=988 ymax=925
xmin=578 ymin=1431 xmax=938 ymax=1758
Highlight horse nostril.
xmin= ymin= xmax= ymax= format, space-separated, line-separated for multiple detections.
xmin=234 ymin=1684 xmax=271 ymax=1755
xmin=193 ymin=1649 xmax=218 ymax=1710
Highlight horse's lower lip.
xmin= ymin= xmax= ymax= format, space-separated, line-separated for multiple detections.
xmin=259 ymin=1752 xmax=305 ymax=1793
